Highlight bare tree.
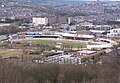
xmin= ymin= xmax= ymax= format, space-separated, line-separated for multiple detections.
xmin=0 ymin=61 xmax=21 ymax=83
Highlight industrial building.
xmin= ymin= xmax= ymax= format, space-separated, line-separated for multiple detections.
xmin=33 ymin=17 xmax=48 ymax=25
xmin=108 ymin=28 xmax=120 ymax=36
xmin=32 ymin=16 xmax=70 ymax=26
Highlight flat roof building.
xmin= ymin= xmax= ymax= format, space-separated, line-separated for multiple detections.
xmin=108 ymin=28 xmax=120 ymax=36
xmin=33 ymin=17 xmax=48 ymax=26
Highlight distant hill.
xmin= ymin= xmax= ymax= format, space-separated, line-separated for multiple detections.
xmin=18 ymin=0 xmax=87 ymax=6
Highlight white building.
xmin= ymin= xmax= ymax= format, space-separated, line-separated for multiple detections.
xmin=68 ymin=17 xmax=73 ymax=24
xmin=0 ymin=23 xmax=11 ymax=27
xmin=90 ymin=25 xmax=112 ymax=34
xmin=33 ymin=17 xmax=48 ymax=25
xmin=108 ymin=28 xmax=120 ymax=36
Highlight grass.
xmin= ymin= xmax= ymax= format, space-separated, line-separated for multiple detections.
xmin=0 ymin=39 xmax=86 ymax=57
xmin=63 ymin=42 xmax=86 ymax=48
xmin=0 ymin=51 xmax=19 ymax=57
xmin=32 ymin=40 xmax=56 ymax=46
xmin=0 ymin=50 xmax=52 ymax=57
xmin=41 ymin=51 xmax=52 ymax=55
xmin=32 ymin=40 xmax=86 ymax=49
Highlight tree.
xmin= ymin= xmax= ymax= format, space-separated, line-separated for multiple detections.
xmin=0 ymin=61 xmax=21 ymax=83
xmin=24 ymin=77 xmax=37 ymax=83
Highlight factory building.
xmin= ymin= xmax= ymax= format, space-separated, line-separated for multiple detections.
xmin=33 ymin=16 xmax=69 ymax=26
xmin=33 ymin=17 xmax=48 ymax=25
xmin=107 ymin=28 xmax=120 ymax=36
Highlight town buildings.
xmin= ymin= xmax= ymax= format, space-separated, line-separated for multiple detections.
xmin=108 ymin=28 xmax=120 ymax=36
xmin=33 ymin=17 xmax=48 ymax=25
xmin=33 ymin=16 xmax=69 ymax=26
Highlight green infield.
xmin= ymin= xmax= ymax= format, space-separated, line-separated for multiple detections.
xmin=0 ymin=51 xmax=18 ymax=57
xmin=63 ymin=42 xmax=86 ymax=48
xmin=32 ymin=40 xmax=56 ymax=46
xmin=32 ymin=40 xmax=86 ymax=49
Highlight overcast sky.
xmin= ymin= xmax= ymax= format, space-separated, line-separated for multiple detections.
xmin=76 ymin=0 xmax=120 ymax=1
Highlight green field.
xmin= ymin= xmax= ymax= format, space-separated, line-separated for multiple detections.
xmin=32 ymin=40 xmax=86 ymax=49
xmin=63 ymin=42 xmax=86 ymax=48
xmin=32 ymin=40 xmax=56 ymax=46
xmin=0 ymin=51 xmax=19 ymax=57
